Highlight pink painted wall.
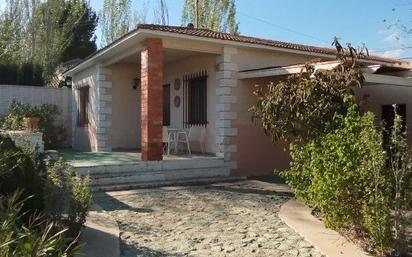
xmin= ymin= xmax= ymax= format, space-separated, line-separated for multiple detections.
xmin=230 ymin=48 xmax=315 ymax=176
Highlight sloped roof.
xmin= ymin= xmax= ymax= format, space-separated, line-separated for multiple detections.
xmin=66 ymin=24 xmax=408 ymax=75
xmin=138 ymin=24 xmax=402 ymax=64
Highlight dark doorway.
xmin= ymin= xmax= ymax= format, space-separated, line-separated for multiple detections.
xmin=163 ymin=84 xmax=171 ymax=126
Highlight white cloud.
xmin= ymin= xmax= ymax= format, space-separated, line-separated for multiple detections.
xmin=378 ymin=28 xmax=406 ymax=58
xmin=382 ymin=48 xmax=404 ymax=58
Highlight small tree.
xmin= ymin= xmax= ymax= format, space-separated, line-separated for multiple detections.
xmin=250 ymin=64 xmax=364 ymax=144
xmin=386 ymin=105 xmax=412 ymax=255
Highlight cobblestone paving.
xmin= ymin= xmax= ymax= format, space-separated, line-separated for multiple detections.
xmin=95 ymin=180 xmax=324 ymax=257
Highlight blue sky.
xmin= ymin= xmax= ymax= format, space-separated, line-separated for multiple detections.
xmin=1 ymin=0 xmax=411 ymax=59
xmin=89 ymin=0 xmax=412 ymax=59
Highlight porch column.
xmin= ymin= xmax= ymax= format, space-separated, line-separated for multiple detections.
xmin=95 ymin=65 xmax=113 ymax=152
xmin=216 ymin=46 xmax=239 ymax=171
xmin=140 ymin=38 xmax=164 ymax=161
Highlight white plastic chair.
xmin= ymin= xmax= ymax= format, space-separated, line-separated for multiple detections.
xmin=162 ymin=126 xmax=174 ymax=155
xmin=176 ymin=127 xmax=191 ymax=155
xmin=199 ymin=127 xmax=207 ymax=153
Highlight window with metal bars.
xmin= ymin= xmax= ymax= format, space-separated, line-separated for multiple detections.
xmin=77 ymin=86 xmax=89 ymax=127
xmin=183 ymin=71 xmax=208 ymax=127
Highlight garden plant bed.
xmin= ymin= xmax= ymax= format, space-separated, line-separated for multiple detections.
xmin=94 ymin=180 xmax=325 ymax=257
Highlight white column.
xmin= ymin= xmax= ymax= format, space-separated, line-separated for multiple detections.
xmin=95 ymin=65 xmax=112 ymax=152
xmin=215 ymin=46 xmax=238 ymax=171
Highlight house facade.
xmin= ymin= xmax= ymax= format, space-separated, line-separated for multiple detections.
xmin=65 ymin=24 xmax=412 ymax=177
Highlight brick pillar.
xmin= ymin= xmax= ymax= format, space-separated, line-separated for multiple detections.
xmin=141 ymin=38 xmax=163 ymax=161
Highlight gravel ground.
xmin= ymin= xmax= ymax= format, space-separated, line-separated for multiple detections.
xmin=95 ymin=180 xmax=324 ymax=257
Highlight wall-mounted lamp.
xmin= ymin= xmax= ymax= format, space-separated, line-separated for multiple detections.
xmin=65 ymin=76 xmax=72 ymax=88
xmin=133 ymin=77 xmax=140 ymax=90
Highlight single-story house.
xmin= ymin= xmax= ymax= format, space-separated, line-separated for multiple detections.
xmin=64 ymin=24 xmax=412 ymax=177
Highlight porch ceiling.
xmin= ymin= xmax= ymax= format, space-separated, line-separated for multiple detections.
xmin=114 ymin=48 xmax=208 ymax=65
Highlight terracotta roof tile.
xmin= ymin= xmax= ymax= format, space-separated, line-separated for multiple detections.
xmin=138 ymin=24 xmax=403 ymax=64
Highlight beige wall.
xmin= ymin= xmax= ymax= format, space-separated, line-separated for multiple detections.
xmin=109 ymin=63 xmax=141 ymax=150
xmin=0 ymin=85 xmax=72 ymax=147
xmin=72 ymin=66 xmax=98 ymax=151
xmin=164 ymin=53 xmax=218 ymax=153
xmin=354 ymin=83 xmax=412 ymax=145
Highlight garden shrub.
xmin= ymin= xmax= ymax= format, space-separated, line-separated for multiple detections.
xmin=0 ymin=135 xmax=45 ymax=216
xmin=68 ymin=173 xmax=91 ymax=235
xmin=282 ymin=105 xmax=393 ymax=254
xmin=385 ymin=108 xmax=412 ymax=255
xmin=1 ymin=100 xmax=67 ymax=149
xmin=44 ymin=158 xmax=91 ymax=236
xmin=250 ymin=64 xmax=363 ymax=144
xmin=0 ymin=135 xmax=90 ymax=255
xmin=0 ymin=190 xmax=79 ymax=257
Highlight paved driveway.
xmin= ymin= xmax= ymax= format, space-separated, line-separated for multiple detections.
xmin=95 ymin=180 xmax=324 ymax=257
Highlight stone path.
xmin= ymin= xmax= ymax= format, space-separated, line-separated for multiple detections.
xmin=95 ymin=180 xmax=324 ymax=257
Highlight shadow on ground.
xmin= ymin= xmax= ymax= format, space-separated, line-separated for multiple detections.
xmin=94 ymin=192 xmax=153 ymax=213
xmin=204 ymin=184 xmax=292 ymax=197
xmin=121 ymin=241 xmax=185 ymax=257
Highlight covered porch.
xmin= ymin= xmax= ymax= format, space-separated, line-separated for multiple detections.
xmin=71 ymin=33 xmax=238 ymax=170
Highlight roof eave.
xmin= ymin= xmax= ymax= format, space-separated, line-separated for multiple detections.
xmin=64 ymin=27 xmax=411 ymax=76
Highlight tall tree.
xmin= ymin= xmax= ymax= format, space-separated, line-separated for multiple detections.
xmin=60 ymin=1 xmax=98 ymax=62
xmin=154 ymin=0 xmax=169 ymax=25
xmin=0 ymin=0 xmax=98 ymax=84
xmin=32 ymin=0 xmax=89 ymax=79
xmin=99 ymin=0 xmax=145 ymax=47
xmin=0 ymin=0 xmax=30 ymax=62
xmin=181 ymin=0 xmax=239 ymax=34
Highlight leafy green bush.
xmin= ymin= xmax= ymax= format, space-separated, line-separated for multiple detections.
xmin=1 ymin=100 xmax=67 ymax=149
xmin=0 ymin=135 xmax=45 ymax=216
xmin=0 ymin=191 xmax=79 ymax=257
xmin=385 ymin=108 xmax=412 ymax=255
xmin=68 ymin=173 xmax=91 ymax=235
xmin=282 ymin=106 xmax=397 ymax=255
xmin=250 ymin=64 xmax=363 ymax=144
xmin=44 ymin=158 xmax=91 ymax=236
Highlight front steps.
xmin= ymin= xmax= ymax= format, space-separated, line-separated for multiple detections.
xmin=73 ymin=158 xmax=238 ymax=192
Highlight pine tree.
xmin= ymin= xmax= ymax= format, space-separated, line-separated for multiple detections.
xmin=60 ymin=1 xmax=98 ymax=62
xmin=181 ymin=0 xmax=239 ymax=34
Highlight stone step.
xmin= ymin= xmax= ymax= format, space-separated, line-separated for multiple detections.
xmin=89 ymin=167 xmax=230 ymax=186
xmin=76 ymin=158 xmax=225 ymax=176
xmin=91 ymin=176 xmax=246 ymax=192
